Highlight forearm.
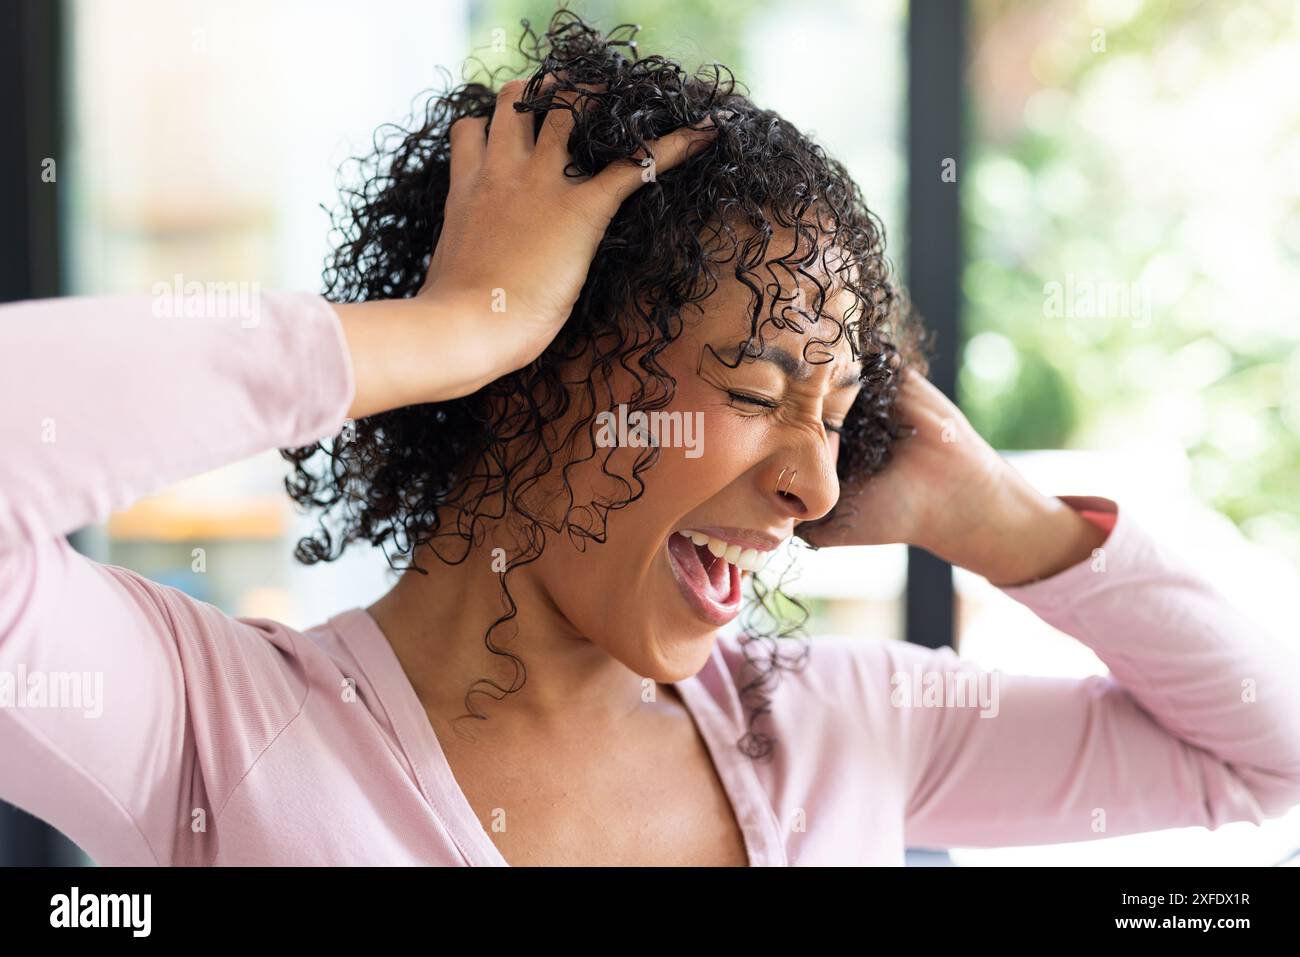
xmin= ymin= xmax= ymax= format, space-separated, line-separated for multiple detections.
xmin=996 ymin=504 xmax=1300 ymax=821
xmin=930 ymin=469 xmax=1110 ymax=587
xmin=332 ymin=293 xmax=508 ymax=418
xmin=0 ymin=292 xmax=352 ymax=549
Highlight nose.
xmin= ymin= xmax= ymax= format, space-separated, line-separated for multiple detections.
xmin=763 ymin=439 xmax=839 ymax=522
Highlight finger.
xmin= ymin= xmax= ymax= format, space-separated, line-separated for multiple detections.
xmin=577 ymin=117 xmax=718 ymax=210
xmin=447 ymin=115 xmax=488 ymax=200
xmin=533 ymin=80 xmax=606 ymax=161
xmin=487 ymin=77 xmax=545 ymax=162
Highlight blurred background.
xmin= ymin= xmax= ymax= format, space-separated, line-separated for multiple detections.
xmin=2 ymin=0 xmax=1298 ymax=866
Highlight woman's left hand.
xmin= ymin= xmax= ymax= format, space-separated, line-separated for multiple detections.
xmin=799 ymin=367 xmax=1109 ymax=587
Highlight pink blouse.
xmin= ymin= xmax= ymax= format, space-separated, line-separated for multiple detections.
xmin=1 ymin=291 xmax=1298 ymax=865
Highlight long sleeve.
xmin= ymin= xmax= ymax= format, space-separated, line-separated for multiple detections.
xmin=897 ymin=495 xmax=1300 ymax=849
xmin=0 ymin=292 xmax=356 ymax=863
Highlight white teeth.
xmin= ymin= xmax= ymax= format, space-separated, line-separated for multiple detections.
xmin=675 ymin=530 xmax=768 ymax=573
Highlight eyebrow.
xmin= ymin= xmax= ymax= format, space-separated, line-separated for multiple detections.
xmin=712 ymin=343 xmax=862 ymax=389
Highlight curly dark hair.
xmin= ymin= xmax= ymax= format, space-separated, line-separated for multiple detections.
xmin=281 ymin=6 xmax=931 ymax=761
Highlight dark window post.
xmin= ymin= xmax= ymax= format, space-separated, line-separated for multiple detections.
xmin=0 ymin=0 xmax=87 ymax=866
xmin=905 ymin=0 xmax=965 ymax=648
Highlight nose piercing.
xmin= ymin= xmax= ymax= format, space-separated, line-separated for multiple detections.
xmin=775 ymin=468 xmax=797 ymax=496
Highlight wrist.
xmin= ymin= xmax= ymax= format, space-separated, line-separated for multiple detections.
xmin=927 ymin=470 xmax=1108 ymax=587
xmin=334 ymin=293 xmax=507 ymax=418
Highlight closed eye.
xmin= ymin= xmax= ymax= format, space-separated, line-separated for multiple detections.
xmin=726 ymin=390 xmax=778 ymax=409
xmin=726 ymin=390 xmax=845 ymax=435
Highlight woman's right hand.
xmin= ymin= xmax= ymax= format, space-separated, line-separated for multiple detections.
xmin=335 ymin=78 xmax=718 ymax=419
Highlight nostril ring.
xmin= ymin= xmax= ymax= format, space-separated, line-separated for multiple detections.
xmin=775 ymin=468 xmax=797 ymax=496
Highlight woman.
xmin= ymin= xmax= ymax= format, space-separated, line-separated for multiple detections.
xmin=2 ymin=11 xmax=1298 ymax=867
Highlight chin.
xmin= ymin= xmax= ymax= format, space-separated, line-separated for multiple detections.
xmin=605 ymin=619 xmax=721 ymax=684
xmin=646 ymin=643 xmax=719 ymax=684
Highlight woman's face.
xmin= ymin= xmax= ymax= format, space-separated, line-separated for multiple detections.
xmin=522 ymin=263 xmax=864 ymax=682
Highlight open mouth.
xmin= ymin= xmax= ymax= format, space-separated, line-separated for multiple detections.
xmin=665 ymin=530 xmax=762 ymax=627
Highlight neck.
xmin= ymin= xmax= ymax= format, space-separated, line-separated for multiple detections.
xmin=367 ymin=535 xmax=663 ymax=741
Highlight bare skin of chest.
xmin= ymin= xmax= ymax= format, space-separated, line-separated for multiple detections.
xmin=432 ymin=705 xmax=750 ymax=867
